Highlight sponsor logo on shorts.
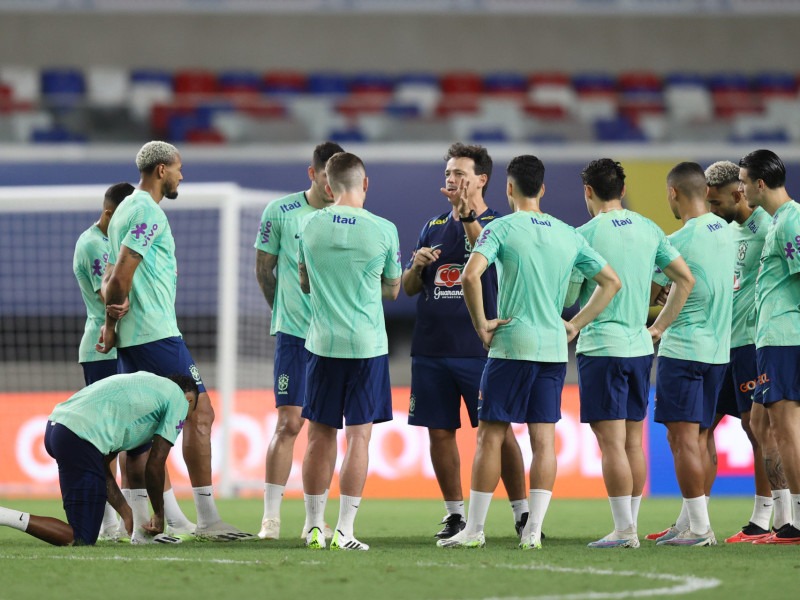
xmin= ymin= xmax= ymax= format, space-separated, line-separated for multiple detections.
xmin=739 ymin=373 xmax=769 ymax=393
xmin=277 ymin=373 xmax=289 ymax=395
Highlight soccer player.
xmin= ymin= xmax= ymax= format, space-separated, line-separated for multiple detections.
xmin=439 ymin=155 xmax=621 ymax=550
xmin=739 ymin=149 xmax=800 ymax=543
xmin=298 ymin=152 xmax=401 ymax=551
xmin=703 ymin=160 xmax=782 ymax=543
xmin=402 ymin=143 xmax=527 ymax=540
xmin=72 ymin=181 xmax=134 ymax=539
xmin=0 ymin=372 xmax=198 ymax=546
xmin=98 ymin=141 xmax=254 ymax=541
xmin=649 ymin=162 xmax=734 ymax=547
xmin=567 ymin=159 xmax=694 ymax=549
xmin=254 ymin=141 xmax=343 ymax=540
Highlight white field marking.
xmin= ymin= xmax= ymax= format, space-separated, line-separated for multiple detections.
xmin=415 ymin=561 xmax=720 ymax=599
xmin=0 ymin=555 xmax=321 ymax=567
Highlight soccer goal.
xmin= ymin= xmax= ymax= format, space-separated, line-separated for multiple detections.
xmin=0 ymin=182 xmax=284 ymax=497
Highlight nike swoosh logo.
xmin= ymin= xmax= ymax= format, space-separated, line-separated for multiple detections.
xmin=19 ymin=514 xmax=24 ymax=521
xmin=294 ymin=234 xmax=301 ymax=239
xmin=764 ymin=504 xmax=773 ymax=507
xmin=137 ymin=495 xmax=148 ymax=498
xmin=198 ymin=493 xmax=212 ymax=496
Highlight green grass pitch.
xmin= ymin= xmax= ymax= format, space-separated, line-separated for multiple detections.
xmin=0 ymin=497 xmax=794 ymax=600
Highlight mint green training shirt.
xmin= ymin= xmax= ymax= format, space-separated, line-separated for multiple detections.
xmin=49 ymin=372 xmax=189 ymax=454
xmin=472 ymin=211 xmax=607 ymax=363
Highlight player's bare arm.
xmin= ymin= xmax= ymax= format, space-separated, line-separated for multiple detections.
xmin=104 ymin=453 xmax=133 ymax=534
xmin=381 ymin=276 xmax=401 ymax=301
xmin=255 ymin=250 xmax=278 ymax=309
xmin=298 ymin=262 xmax=310 ymax=294
xmin=401 ymin=246 xmax=441 ymax=296
xmin=96 ymin=246 xmax=142 ymax=353
xmin=462 ymin=252 xmax=511 ymax=348
xmin=142 ymin=435 xmax=172 ymax=534
xmin=567 ymin=264 xmax=622 ymax=342
xmin=648 ymin=257 xmax=695 ymax=343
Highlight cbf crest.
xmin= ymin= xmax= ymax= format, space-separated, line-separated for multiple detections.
xmin=277 ymin=373 xmax=290 ymax=395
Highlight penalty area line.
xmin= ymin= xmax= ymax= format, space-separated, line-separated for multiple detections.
xmin=416 ymin=561 xmax=721 ymax=599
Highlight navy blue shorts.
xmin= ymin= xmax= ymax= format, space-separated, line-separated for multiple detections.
xmin=577 ymin=354 xmax=653 ymax=423
xmin=80 ymin=359 xmax=118 ymax=386
xmin=478 ymin=358 xmax=566 ymax=424
xmin=716 ymin=344 xmax=758 ymax=417
xmin=408 ymin=356 xmax=486 ymax=429
xmin=302 ymin=353 xmax=393 ymax=429
xmin=274 ymin=332 xmax=311 ymax=408
xmin=655 ymin=357 xmax=727 ymax=428
xmin=118 ymin=336 xmax=206 ymax=393
xmin=44 ymin=421 xmax=106 ymax=545
xmin=755 ymin=346 xmax=800 ymax=405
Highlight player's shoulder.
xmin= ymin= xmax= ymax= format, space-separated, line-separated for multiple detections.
xmin=264 ymin=191 xmax=307 ymax=214
xmin=777 ymin=200 xmax=800 ymax=227
xmin=425 ymin=211 xmax=451 ymax=228
xmin=365 ymin=210 xmax=399 ymax=234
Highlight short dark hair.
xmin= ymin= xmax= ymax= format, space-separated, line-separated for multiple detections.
xmin=325 ymin=152 xmax=366 ymax=194
xmin=167 ymin=374 xmax=199 ymax=397
xmin=667 ymin=162 xmax=708 ymax=199
xmin=581 ymin=159 xmax=625 ymax=201
xmin=445 ymin=142 xmax=492 ymax=197
xmin=739 ymin=149 xmax=786 ymax=189
xmin=312 ymin=141 xmax=345 ymax=170
xmin=506 ymin=155 xmax=545 ymax=198
xmin=104 ymin=182 xmax=134 ymax=208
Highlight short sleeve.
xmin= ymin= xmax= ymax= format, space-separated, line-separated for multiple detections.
xmin=472 ymin=224 xmax=500 ymax=264
xmin=654 ymin=227 xmax=682 ymax=271
xmin=254 ymin=203 xmax=282 ymax=255
xmin=153 ymin=390 xmax=189 ymax=446
xmin=778 ymin=209 xmax=800 ymax=276
xmin=119 ymin=202 xmax=168 ymax=258
xmin=384 ymin=224 xmax=403 ymax=279
xmin=573 ymin=232 xmax=606 ymax=279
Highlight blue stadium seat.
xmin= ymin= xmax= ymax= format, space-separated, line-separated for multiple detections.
xmin=306 ymin=73 xmax=351 ymax=95
xmin=40 ymin=68 xmax=85 ymax=109
xmin=31 ymin=126 xmax=86 ymax=143
xmin=594 ymin=117 xmax=647 ymax=142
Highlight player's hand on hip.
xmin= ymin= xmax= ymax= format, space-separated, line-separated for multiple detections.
xmin=647 ymin=325 xmax=663 ymax=344
xmin=478 ymin=317 xmax=511 ymax=348
xmin=563 ymin=320 xmax=579 ymax=343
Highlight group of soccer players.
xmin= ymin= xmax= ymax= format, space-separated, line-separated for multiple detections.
xmin=1 ymin=141 xmax=799 ymax=552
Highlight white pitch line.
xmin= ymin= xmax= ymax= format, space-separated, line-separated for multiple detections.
xmin=416 ymin=561 xmax=720 ymax=599
xmin=0 ymin=555 xmax=719 ymax=598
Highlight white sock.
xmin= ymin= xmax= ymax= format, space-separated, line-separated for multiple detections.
xmin=164 ymin=488 xmax=193 ymax=528
xmin=130 ymin=488 xmax=150 ymax=534
xmin=464 ymin=490 xmax=493 ymax=535
xmin=792 ymin=494 xmax=800 ymax=530
xmin=675 ymin=499 xmax=690 ymax=531
xmin=0 ymin=506 xmax=30 ymax=532
xmin=631 ymin=495 xmax=642 ymax=531
xmin=685 ymin=496 xmax=710 ymax=534
xmin=264 ymin=483 xmax=285 ymax=520
xmin=336 ymin=494 xmax=361 ymax=538
xmin=444 ymin=500 xmax=465 ymax=518
xmin=304 ymin=492 xmax=328 ymax=531
xmin=510 ymin=498 xmax=527 ymax=522
xmin=750 ymin=495 xmax=773 ymax=530
xmin=773 ymin=489 xmax=791 ymax=529
xmin=609 ymin=495 xmax=633 ymax=532
xmin=528 ymin=489 xmax=553 ymax=540
xmin=192 ymin=486 xmax=221 ymax=529
xmin=101 ymin=502 xmax=119 ymax=531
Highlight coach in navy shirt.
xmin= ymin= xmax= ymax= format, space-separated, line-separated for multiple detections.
xmin=401 ymin=143 xmax=527 ymax=540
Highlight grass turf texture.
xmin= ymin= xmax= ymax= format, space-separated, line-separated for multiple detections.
xmin=0 ymin=497 xmax=794 ymax=600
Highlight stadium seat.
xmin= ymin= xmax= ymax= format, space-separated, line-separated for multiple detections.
xmin=31 ymin=125 xmax=86 ymax=143
xmin=128 ymin=70 xmax=174 ymax=122
xmin=306 ymin=72 xmax=350 ymax=95
xmin=263 ymin=71 xmax=308 ymax=95
xmin=173 ymin=69 xmax=218 ymax=96
xmin=86 ymin=66 xmax=129 ymax=107
xmin=594 ymin=116 xmax=647 ymax=142
xmin=0 ymin=66 xmax=40 ymax=103
xmin=40 ymin=68 xmax=85 ymax=109
xmin=483 ymin=72 xmax=527 ymax=97
xmin=218 ymin=70 xmax=263 ymax=95
xmin=393 ymin=73 xmax=441 ymax=117
xmin=440 ymin=72 xmax=483 ymax=95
